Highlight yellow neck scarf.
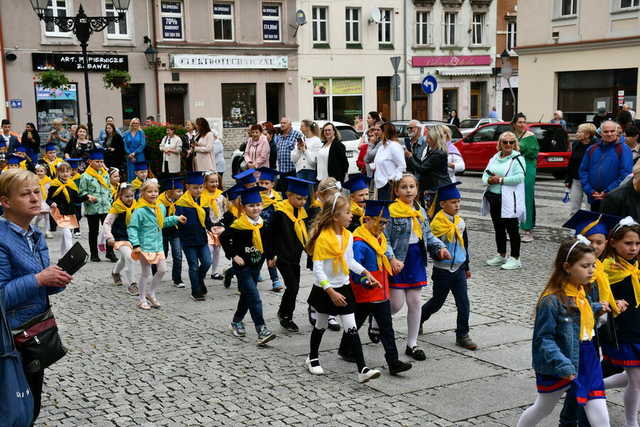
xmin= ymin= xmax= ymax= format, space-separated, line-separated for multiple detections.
xmin=71 ymin=172 xmax=81 ymax=183
xmin=175 ymin=191 xmax=207 ymax=228
xmin=563 ymin=283 xmax=595 ymax=341
xmin=84 ymin=166 xmax=110 ymax=189
xmin=231 ymin=214 xmax=264 ymax=253
xmin=131 ymin=177 xmax=144 ymax=190
xmin=313 ymin=227 xmax=350 ymax=275
xmin=50 ymin=178 xmax=78 ymax=203
xmin=311 ymin=198 xmax=322 ymax=209
xmin=389 ymin=199 xmax=424 ymax=240
xmin=261 ymin=190 xmax=283 ymax=210
xmin=109 ymin=198 xmax=136 ymax=225
xmin=203 ymin=188 xmax=223 ymax=218
xmin=603 ymin=256 xmax=640 ymax=308
xmin=430 ymin=210 xmax=464 ymax=246
xmin=276 ymin=199 xmax=308 ymax=247
xmin=157 ymin=192 xmax=177 ymax=216
xmin=39 ymin=176 xmax=51 ymax=201
xmin=110 ymin=183 xmax=118 ymax=199
xmin=43 ymin=157 xmax=61 ymax=176
xmin=135 ymin=198 xmax=164 ymax=228
xmin=351 ymin=200 xmax=364 ymax=224
xmin=229 ymin=202 xmax=241 ymax=218
xmin=593 ymin=258 xmax=620 ymax=316
xmin=353 ymin=224 xmax=391 ymax=274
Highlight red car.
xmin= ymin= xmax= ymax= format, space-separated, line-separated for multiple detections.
xmin=454 ymin=122 xmax=571 ymax=178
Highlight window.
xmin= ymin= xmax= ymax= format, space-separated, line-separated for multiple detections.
xmin=471 ymin=13 xmax=485 ymax=45
xmin=313 ymin=78 xmax=363 ymax=124
xmin=507 ymin=20 xmax=517 ymax=51
xmin=443 ymin=12 xmax=457 ymax=46
xmin=213 ymin=3 xmax=234 ymax=41
xmin=345 ymin=7 xmax=360 ymax=44
xmin=312 ymin=7 xmax=328 ymax=43
xmin=160 ymin=1 xmax=184 ymax=40
xmin=378 ymin=9 xmax=392 ymax=44
xmin=561 ymin=0 xmax=577 ymax=15
xmin=262 ymin=3 xmax=281 ymax=42
xmin=415 ymin=11 xmax=432 ymax=45
xmin=222 ymin=84 xmax=257 ymax=128
xmin=442 ymin=88 xmax=458 ymax=119
xmin=620 ymin=0 xmax=639 ymax=7
xmin=44 ymin=0 xmax=71 ymax=36
xmin=105 ymin=0 xmax=130 ymax=39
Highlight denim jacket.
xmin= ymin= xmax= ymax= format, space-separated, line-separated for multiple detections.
xmin=532 ymin=293 xmax=602 ymax=378
xmin=384 ymin=204 xmax=446 ymax=265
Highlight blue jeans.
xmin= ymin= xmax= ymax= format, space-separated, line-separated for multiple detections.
xmin=182 ymin=244 xmax=212 ymax=297
xmin=163 ymin=234 xmax=183 ymax=284
xmin=268 ymin=266 xmax=279 ymax=283
xmin=233 ymin=265 xmax=265 ymax=332
xmin=421 ymin=267 xmax=470 ymax=337
xmin=297 ymin=169 xmax=317 ymax=209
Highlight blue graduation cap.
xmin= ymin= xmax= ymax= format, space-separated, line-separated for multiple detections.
xmin=133 ymin=161 xmax=148 ymax=171
xmin=258 ymin=167 xmax=279 ymax=182
xmin=436 ymin=181 xmax=462 ymax=202
xmin=45 ymin=143 xmax=57 ymax=152
xmin=6 ymin=154 xmax=22 ymax=165
xmin=233 ymin=168 xmax=257 ymax=185
xmin=286 ymin=176 xmax=314 ymax=197
xmin=88 ymin=149 xmax=104 ymax=161
xmin=364 ymin=200 xmax=392 ymax=219
xmin=66 ymin=158 xmax=81 ymax=169
xmin=223 ymin=183 xmax=245 ymax=201
xmin=344 ymin=173 xmax=369 ymax=193
xmin=163 ymin=177 xmax=184 ymax=191
xmin=240 ymin=186 xmax=266 ymax=205
xmin=186 ymin=171 xmax=205 ymax=185
xmin=14 ymin=145 xmax=27 ymax=153
xmin=563 ymin=210 xmax=621 ymax=237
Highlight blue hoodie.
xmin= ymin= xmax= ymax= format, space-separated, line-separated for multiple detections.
xmin=579 ymin=139 xmax=633 ymax=202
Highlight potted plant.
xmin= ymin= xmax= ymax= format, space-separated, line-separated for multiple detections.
xmin=103 ymin=70 xmax=131 ymax=90
xmin=38 ymin=70 xmax=69 ymax=89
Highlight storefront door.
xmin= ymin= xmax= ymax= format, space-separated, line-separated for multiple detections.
xmin=266 ymin=83 xmax=284 ymax=124
xmin=377 ymin=77 xmax=391 ymax=121
xmin=165 ymin=84 xmax=188 ymax=126
xmin=121 ymin=84 xmax=143 ymax=126
xmin=412 ymin=84 xmax=428 ymax=121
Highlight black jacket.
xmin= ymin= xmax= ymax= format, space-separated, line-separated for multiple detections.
xmin=600 ymin=180 xmax=640 ymax=221
xmin=565 ymin=138 xmax=595 ymax=185
xmin=406 ymin=148 xmax=451 ymax=193
xmin=104 ymin=132 xmax=125 ymax=171
xmin=610 ymin=275 xmax=640 ymax=343
xmin=325 ymin=140 xmax=349 ymax=183
xmin=220 ymin=225 xmax=267 ymax=268
xmin=111 ymin=213 xmax=129 ymax=242
xmin=175 ymin=203 xmax=214 ymax=247
xmin=263 ymin=210 xmax=305 ymax=264
xmin=46 ymin=184 xmax=80 ymax=215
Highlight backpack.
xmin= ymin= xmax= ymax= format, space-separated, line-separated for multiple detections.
xmin=587 ymin=141 xmax=623 ymax=161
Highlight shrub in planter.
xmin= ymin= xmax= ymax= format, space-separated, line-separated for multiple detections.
xmin=39 ymin=70 xmax=69 ymax=89
xmin=103 ymin=70 xmax=132 ymax=90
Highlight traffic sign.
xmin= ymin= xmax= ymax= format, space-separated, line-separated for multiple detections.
xmin=391 ymin=73 xmax=401 ymax=88
xmin=8 ymin=99 xmax=22 ymax=109
xmin=390 ymin=56 xmax=401 ymax=73
xmin=421 ymin=75 xmax=438 ymax=95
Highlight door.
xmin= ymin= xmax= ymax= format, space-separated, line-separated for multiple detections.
xmin=164 ymin=84 xmax=187 ymax=125
xmin=442 ymin=88 xmax=458 ymax=119
xmin=121 ymin=84 xmax=143 ymax=126
xmin=411 ymin=84 xmax=428 ymax=121
xmin=266 ymin=83 xmax=284 ymax=124
xmin=377 ymin=76 xmax=391 ymax=121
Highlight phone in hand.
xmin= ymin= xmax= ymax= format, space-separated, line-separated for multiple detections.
xmin=485 ymin=170 xmax=495 ymax=176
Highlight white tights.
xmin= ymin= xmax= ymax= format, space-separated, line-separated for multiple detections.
xmin=517 ymin=387 xmax=610 ymax=427
xmin=604 ymin=372 xmax=628 ymax=389
xmin=33 ymin=213 xmax=49 ymax=233
xmin=138 ymin=259 xmax=167 ymax=302
xmin=59 ymin=228 xmax=73 ymax=257
xmin=390 ymin=288 xmax=422 ymax=348
xmin=112 ymin=246 xmax=136 ymax=286
xmin=209 ymin=245 xmax=221 ymax=275
xmin=624 ymin=367 xmax=640 ymax=427
xmin=315 ymin=312 xmax=357 ymax=331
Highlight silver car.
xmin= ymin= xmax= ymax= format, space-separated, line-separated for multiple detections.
xmin=458 ymin=118 xmax=500 ymax=136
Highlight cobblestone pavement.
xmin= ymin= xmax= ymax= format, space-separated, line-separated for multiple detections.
xmin=36 ymin=176 xmax=629 ymax=426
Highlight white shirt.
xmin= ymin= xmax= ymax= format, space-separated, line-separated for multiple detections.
xmin=372 ymin=140 xmax=406 ymax=189
xmin=291 ymin=136 xmax=322 ymax=172
xmin=316 ymin=144 xmax=331 ymax=180
xmin=312 ymin=234 xmax=365 ymax=289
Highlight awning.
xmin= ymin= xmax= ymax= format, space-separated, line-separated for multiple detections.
xmin=437 ymin=67 xmax=493 ymax=77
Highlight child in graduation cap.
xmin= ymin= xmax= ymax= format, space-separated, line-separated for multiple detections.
xmin=221 ymin=186 xmax=277 ymax=346
xmin=421 ymin=182 xmax=476 ymax=350
xmin=257 ymin=167 xmax=284 ymax=292
xmin=47 ymin=161 xmax=81 ymax=257
xmin=220 ymin=183 xmax=245 ymax=288
xmin=131 ymin=161 xmax=149 ymax=197
xmin=234 ymin=168 xmax=258 ymax=189
xmin=344 ymin=173 xmax=369 ymax=233
xmin=175 ymin=171 xmax=216 ymax=301
xmin=3 ymin=154 xmax=23 ymax=171
xmin=158 ymin=178 xmax=186 ymax=289
xmin=78 ymin=149 xmax=117 ymax=262
xmin=66 ymin=158 xmax=83 ymax=237
xmin=12 ymin=146 xmax=33 ymax=172
xmin=337 ymin=200 xmax=413 ymax=376
xmin=42 ymin=143 xmax=62 ymax=178
xmin=264 ymin=176 xmax=314 ymax=332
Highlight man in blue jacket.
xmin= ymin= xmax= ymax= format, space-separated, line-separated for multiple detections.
xmin=579 ymin=120 xmax=633 ymax=211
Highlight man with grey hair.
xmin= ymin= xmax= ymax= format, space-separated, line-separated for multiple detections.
xmin=47 ymin=119 xmax=70 ymax=152
xmin=550 ymin=110 xmax=567 ymax=130
xmin=601 ymin=161 xmax=640 ymax=220
xmin=404 ymin=120 xmax=426 ymax=176
xmin=274 ymin=116 xmax=303 ymax=192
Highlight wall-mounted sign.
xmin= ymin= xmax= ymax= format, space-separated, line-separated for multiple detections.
xmin=8 ymin=99 xmax=22 ymax=109
xmin=170 ymin=54 xmax=288 ymax=70
xmin=162 ymin=17 xmax=183 ymax=39
xmin=262 ymin=4 xmax=280 ymax=41
xmin=411 ymin=55 xmax=492 ymax=68
xmin=32 ymin=53 xmax=128 ymax=72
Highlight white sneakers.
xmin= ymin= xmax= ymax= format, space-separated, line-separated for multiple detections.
xmin=486 ymin=255 xmax=507 ymax=266
xmin=486 ymin=255 xmax=521 ymax=270
xmin=305 ymin=358 xmax=324 ymax=375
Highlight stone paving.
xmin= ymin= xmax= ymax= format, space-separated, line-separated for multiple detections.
xmin=34 ymin=176 xmax=630 ymax=426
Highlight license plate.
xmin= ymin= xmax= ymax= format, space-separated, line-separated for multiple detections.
xmin=548 ymin=156 xmax=564 ymax=162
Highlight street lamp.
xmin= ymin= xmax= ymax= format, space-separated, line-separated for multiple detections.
xmin=29 ymin=1 xmax=131 ymax=139
xmin=500 ymin=49 xmax=517 ymax=115
xmin=143 ymin=37 xmax=159 ymax=68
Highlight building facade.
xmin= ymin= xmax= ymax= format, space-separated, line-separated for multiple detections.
xmin=406 ymin=0 xmax=497 ymax=122
xmin=494 ymin=0 xmax=517 ymax=121
xmin=518 ymin=0 xmax=640 ymax=127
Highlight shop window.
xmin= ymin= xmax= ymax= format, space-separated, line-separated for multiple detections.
xmin=35 ymin=83 xmax=79 ymax=134
xmin=161 ymin=1 xmax=184 ymax=40
xmin=345 ymin=7 xmax=360 ymax=44
xmin=312 ymin=7 xmax=328 ymax=43
xmin=442 ymin=88 xmax=458 ymax=118
xmin=471 ymin=13 xmax=485 ymax=45
xmin=442 ymin=12 xmax=457 ymax=46
xmin=105 ymin=0 xmax=131 ymax=39
xmin=507 ymin=20 xmax=517 ymax=51
xmin=415 ymin=11 xmax=432 ymax=45
xmin=378 ymin=9 xmax=393 ymax=45
xmin=44 ymin=0 xmax=72 ymax=37
xmin=620 ymin=0 xmax=639 ymax=8
xmin=312 ymin=78 xmax=363 ymax=125
xmin=262 ymin=3 xmax=281 ymax=42
xmin=222 ymin=84 xmax=257 ymax=128
xmin=213 ymin=3 xmax=234 ymax=41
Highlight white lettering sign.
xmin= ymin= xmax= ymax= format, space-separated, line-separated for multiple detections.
xmin=170 ymin=54 xmax=288 ymax=70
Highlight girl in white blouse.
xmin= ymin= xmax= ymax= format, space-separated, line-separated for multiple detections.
xmin=159 ymin=125 xmax=182 ymax=175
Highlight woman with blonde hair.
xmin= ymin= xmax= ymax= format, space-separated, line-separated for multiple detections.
xmin=565 ymin=123 xmax=597 ymax=216
xmin=123 ymin=118 xmax=146 ymax=182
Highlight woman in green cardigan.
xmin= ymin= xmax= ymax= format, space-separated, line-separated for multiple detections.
xmin=512 ymin=113 xmax=539 ymax=242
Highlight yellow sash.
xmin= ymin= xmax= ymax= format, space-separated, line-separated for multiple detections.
xmin=39 ymin=176 xmax=51 ymax=201
xmin=389 ymin=199 xmax=424 ymax=240
xmin=135 ymin=198 xmax=164 ymax=228
xmin=84 ymin=166 xmax=110 ymax=189
xmin=603 ymin=256 xmax=640 ymax=308
xmin=276 ymin=199 xmax=308 ymax=247
xmin=311 ymin=198 xmax=322 ymax=209
xmin=351 ymin=201 xmax=364 ymax=225
xmin=175 ymin=191 xmax=207 ymax=228
xmin=50 ymin=178 xmax=78 ymax=203
xmin=564 ymin=284 xmax=595 ymax=341
xmin=353 ymin=225 xmax=391 ymax=274
xmin=261 ymin=190 xmax=283 ymax=210
xmin=71 ymin=173 xmax=81 ymax=183
xmin=430 ymin=210 xmax=464 ymax=246
xmin=593 ymin=258 xmax=620 ymax=316
xmin=110 ymin=183 xmax=118 ymax=199
xmin=231 ymin=214 xmax=264 ymax=253
xmin=43 ymin=157 xmax=61 ymax=176
xmin=203 ymin=188 xmax=223 ymax=218
xmin=109 ymin=198 xmax=136 ymax=225
xmin=131 ymin=177 xmax=144 ymax=190
xmin=229 ymin=203 xmax=240 ymax=218
xmin=157 ymin=192 xmax=177 ymax=216
xmin=313 ymin=227 xmax=350 ymax=275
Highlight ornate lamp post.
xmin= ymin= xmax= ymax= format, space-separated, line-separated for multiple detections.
xmin=28 ymin=0 xmax=132 ymax=139
xmin=500 ymin=49 xmax=517 ymax=115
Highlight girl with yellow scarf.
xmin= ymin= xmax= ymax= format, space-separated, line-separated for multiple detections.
xmin=46 ymin=162 xmax=81 ymax=256
xmin=34 ymin=164 xmax=53 ymax=239
xmin=203 ymin=172 xmax=226 ymax=282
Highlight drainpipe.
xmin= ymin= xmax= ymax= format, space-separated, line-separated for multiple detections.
xmin=0 ymin=6 xmax=10 ymax=120
xmin=150 ymin=0 xmax=161 ymax=121
xmin=401 ymin=0 xmax=409 ymax=120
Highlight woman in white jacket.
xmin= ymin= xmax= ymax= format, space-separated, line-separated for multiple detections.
xmin=159 ymin=124 xmax=182 ymax=176
xmin=291 ymin=120 xmax=323 ymax=184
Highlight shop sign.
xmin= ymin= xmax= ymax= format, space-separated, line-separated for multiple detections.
xmin=161 ymin=1 xmax=181 ymax=13
xmin=162 ymin=17 xmax=183 ymax=39
xmin=411 ymin=55 xmax=492 ymax=68
xmin=170 ymin=54 xmax=288 ymax=70
xmin=214 ymin=4 xmax=232 ymax=14
xmin=313 ymin=79 xmax=330 ymax=95
xmin=32 ymin=53 xmax=128 ymax=72
xmin=332 ymin=79 xmax=363 ymax=95
xmin=35 ymin=84 xmax=78 ymax=101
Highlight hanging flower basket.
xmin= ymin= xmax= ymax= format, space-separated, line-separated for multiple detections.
xmin=38 ymin=70 xmax=70 ymax=90
xmin=103 ymin=70 xmax=132 ymax=90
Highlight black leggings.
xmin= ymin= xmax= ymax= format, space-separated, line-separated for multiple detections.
xmin=277 ymin=261 xmax=301 ymax=319
xmin=485 ymin=191 xmax=520 ymax=258
xmin=86 ymin=214 xmax=113 ymax=257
